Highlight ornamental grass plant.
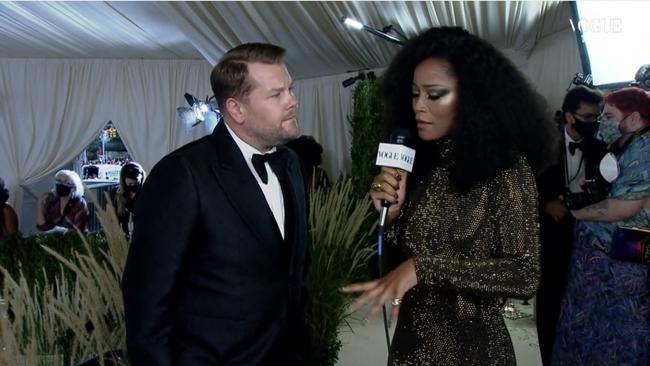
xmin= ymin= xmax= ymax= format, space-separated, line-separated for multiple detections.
xmin=0 ymin=192 xmax=127 ymax=366
xmin=306 ymin=178 xmax=376 ymax=366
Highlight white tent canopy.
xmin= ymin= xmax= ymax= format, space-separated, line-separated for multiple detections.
xmin=0 ymin=1 xmax=581 ymax=224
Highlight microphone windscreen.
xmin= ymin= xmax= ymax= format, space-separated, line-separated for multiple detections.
xmin=390 ymin=128 xmax=410 ymax=145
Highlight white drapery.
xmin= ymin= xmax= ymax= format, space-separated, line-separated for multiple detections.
xmin=155 ymin=1 xmax=571 ymax=79
xmin=0 ymin=58 xmax=213 ymax=216
xmin=293 ymin=70 xmax=382 ymax=178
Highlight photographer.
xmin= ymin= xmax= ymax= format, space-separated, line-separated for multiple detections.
xmin=552 ymin=87 xmax=650 ymax=364
xmin=535 ymin=85 xmax=607 ymax=365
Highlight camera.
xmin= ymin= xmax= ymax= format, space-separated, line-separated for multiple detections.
xmin=564 ymin=137 xmax=611 ymax=210
xmin=565 ymin=181 xmax=610 ymax=210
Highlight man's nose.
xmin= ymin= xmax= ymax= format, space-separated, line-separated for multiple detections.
xmin=288 ymin=94 xmax=298 ymax=109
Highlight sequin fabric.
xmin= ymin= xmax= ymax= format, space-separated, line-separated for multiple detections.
xmin=386 ymin=140 xmax=540 ymax=365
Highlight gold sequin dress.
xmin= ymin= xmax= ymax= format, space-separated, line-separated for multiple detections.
xmin=387 ymin=141 xmax=540 ymax=365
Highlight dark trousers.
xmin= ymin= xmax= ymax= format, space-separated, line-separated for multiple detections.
xmin=536 ymin=216 xmax=574 ymax=365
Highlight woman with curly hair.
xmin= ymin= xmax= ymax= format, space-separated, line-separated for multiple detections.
xmin=552 ymin=87 xmax=650 ymax=365
xmin=110 ymin=162 xmax=146 ymax=239
xmin=343 ymin=27 xmax=556 ymax=365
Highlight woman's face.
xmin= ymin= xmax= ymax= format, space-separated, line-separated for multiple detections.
xmin=124 ymin=177 xmax=140 ymax=187
xmin=124 ymin=176 xmax=142 ymax=194
xmin=412 ymin=58 xmax=459 ymax=141
xmin=607 ymin=103 xmax=645 ymax=134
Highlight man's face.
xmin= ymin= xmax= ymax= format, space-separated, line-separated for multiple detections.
xmin=566 ymin=102 xmax=601 ymax=138
xmin=240 ymin=62 xmax=299 ymax=151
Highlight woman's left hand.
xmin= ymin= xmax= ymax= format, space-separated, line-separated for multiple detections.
xmin=341 ymin=258 xmax=418 ymax=323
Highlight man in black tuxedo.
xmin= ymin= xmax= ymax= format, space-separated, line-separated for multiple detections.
xmin=535 ymin=85 xmax=604 ymax=365
xmin=122 ymin=43 xmax=311 ymax=365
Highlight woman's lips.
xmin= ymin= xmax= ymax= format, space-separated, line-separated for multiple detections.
xmin=416 ymin=119 xmax=432 ymax=127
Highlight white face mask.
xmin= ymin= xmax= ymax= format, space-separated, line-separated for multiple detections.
xmin=599 ymin=152 xmax=619 ymax=183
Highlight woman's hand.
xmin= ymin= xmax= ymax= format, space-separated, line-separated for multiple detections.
xmin=369 ymin=167 xmax=407 ymax=225
xmin=341 ymin=258 xmax=418 ymax=323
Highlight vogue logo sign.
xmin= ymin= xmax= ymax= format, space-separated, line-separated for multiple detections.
xmin=570 ymin=18 xmax=623 ymax=34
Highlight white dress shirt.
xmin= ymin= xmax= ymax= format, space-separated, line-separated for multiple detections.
xmin=564 ymin=127 xmax=585 ymax=193
xmin=225 ymin=123 xmax=285 ymax=238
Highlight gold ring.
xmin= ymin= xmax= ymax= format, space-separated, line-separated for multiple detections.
xmin=371 ymin=182 xmax=382 ymax=192
xmin=391 ymin=298 xmax=402 ymax=306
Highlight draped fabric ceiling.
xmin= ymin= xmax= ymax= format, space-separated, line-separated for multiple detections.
xmin=0 ymin=1 xmax=581 ymax=219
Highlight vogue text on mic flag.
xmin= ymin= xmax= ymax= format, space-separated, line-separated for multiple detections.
xmin=375 ymin=143 xmax=416 ymax=172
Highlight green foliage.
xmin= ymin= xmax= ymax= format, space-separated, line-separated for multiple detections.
xmin=349 ymin=78 xmax=384 ymax=199
xmin=306 ymin=177 xmax=376 ymax=366
xmin=0 ymin=233 xmax=108 ymax=291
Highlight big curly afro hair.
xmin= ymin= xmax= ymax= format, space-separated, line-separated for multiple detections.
xmin=382 ymin=27 xmax=557 ymax=192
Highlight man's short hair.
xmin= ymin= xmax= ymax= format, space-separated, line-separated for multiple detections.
xmin=210 ymin=43 xmax=286 ymax=110
xmin=562 ymin=85 xmax=603 ymax=114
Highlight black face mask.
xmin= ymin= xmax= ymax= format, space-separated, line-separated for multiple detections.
xmin=124 ymin=183 xmax=141 ymax=194
xmin=573 ymin=120 xmax=600 ymax=138
xmin=55 ymin=184 xmax=72 ymax=197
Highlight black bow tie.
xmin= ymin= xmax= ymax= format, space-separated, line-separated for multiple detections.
xmin=251 ymin=149 xmax=288 ymax=184
xmin=568 ymin=141 xmax=581 ymax=155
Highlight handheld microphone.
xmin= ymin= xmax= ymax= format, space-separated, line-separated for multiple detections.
xmin=375 ymin=129 xmax=416 ymax=229
xmin=373 ymin=128 xmax=415 ymax=352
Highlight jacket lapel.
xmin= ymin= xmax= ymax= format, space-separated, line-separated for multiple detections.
xmin=209 ymin=121 xmax=282 ymax=245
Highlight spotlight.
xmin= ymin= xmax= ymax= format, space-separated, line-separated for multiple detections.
xmin=342 ymin=76 xmax=360 ymax=88
xmin=342 ymin=71 xmax=376 ymax=88
xmin=340 ymin=16 xmax=405 ymax=46
xmin=177 ymin=93 xmax=221 ymax=130
xmin=342 ymin=16 xmax=363 ymax=30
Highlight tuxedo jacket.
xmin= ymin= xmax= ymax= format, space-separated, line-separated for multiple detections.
xmin=535 ymin=137 xmax=575 ymax=331
xmin=122 ymin=121 xmax=311 ymax=365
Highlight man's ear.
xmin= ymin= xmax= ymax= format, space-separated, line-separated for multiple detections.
xmin=564 ymin=111 xmax=575 ymax=125
xmin=225 ymin=97 xmax=246 ymax=125
xmin=628 ymin=111 xmax=644 ymax=130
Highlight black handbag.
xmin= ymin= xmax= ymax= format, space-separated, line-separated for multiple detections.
xmin=609 ymin=226 xmax=650 ymax=264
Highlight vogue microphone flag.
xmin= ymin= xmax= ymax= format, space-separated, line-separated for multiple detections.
xmin=375 ymin=143 xmax=416 ymax=172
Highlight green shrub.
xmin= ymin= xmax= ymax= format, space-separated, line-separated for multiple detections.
xmin=349 ymin=78 xmax=384 ymax=200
